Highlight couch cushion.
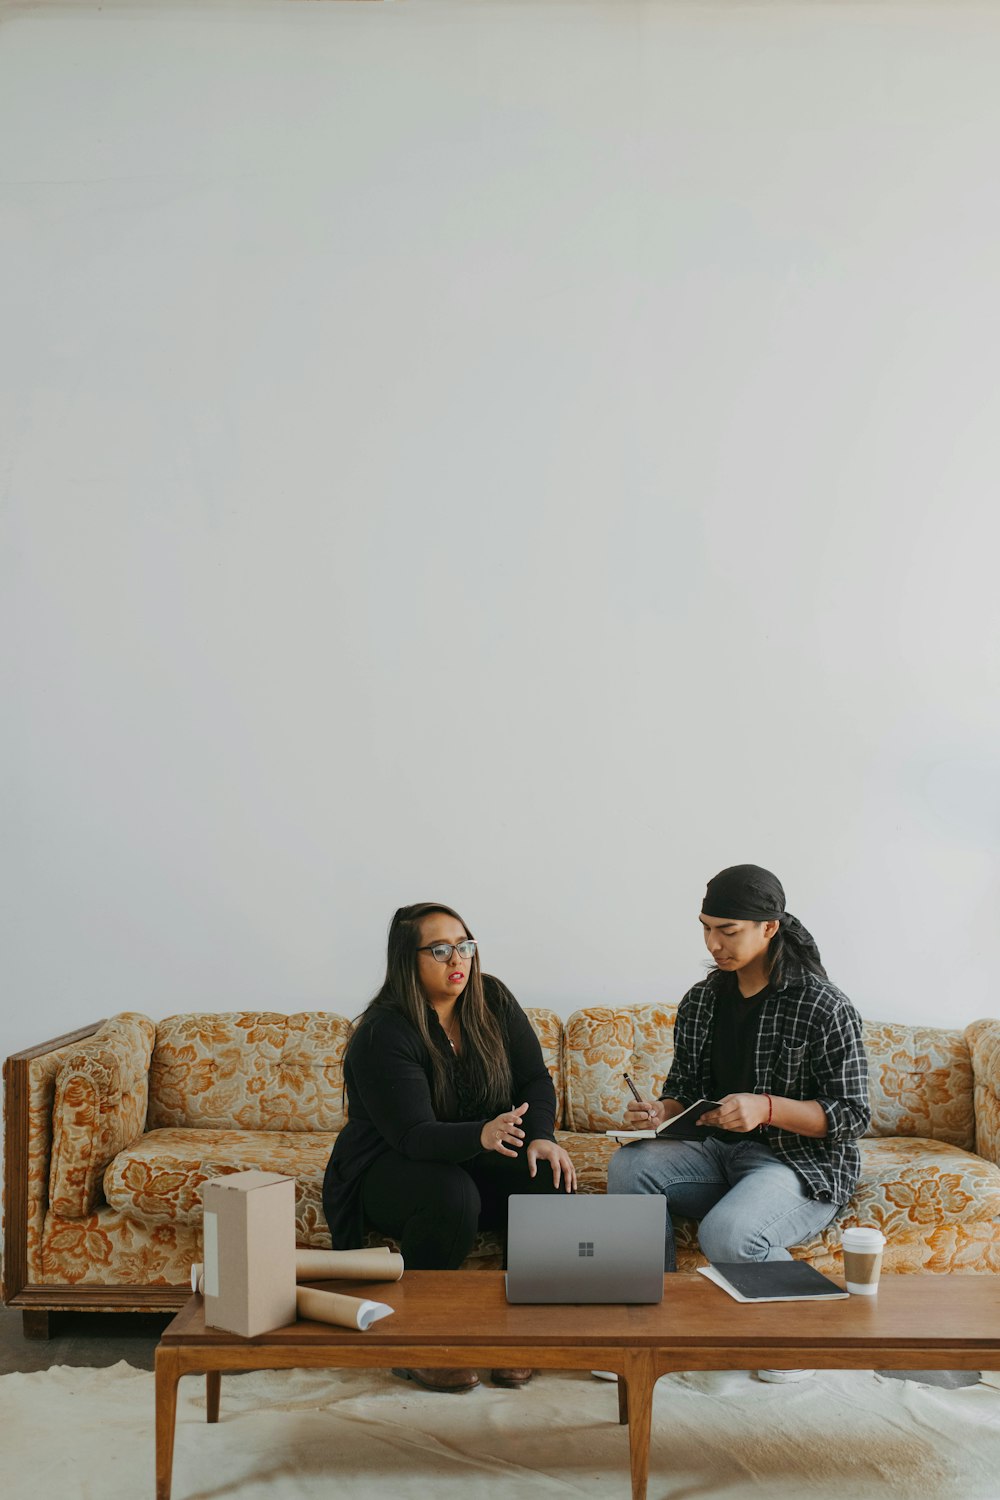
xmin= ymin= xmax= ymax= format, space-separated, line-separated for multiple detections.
xmin=49 ymin=1014 xmax=157 ymax=1218
xmin=524 ymin=1007 xmax=564 ymax=1129
xmin=848 ymin=1135 xmax=1000 ymax=1228
xmin=147 ymin=1008 xmax=562 ymax=1133
xmin=783 ymin=1136 xmax=1000 ymax=1279
xmin=966 ymin=1018 xmax=1000 ymax=1167
xmin=863 ymin=1020 xmax=975 ymax=1150
xmin=147 ymin=1013 xmax=351 ymax=1132
xmin=554 ymin=1129 xmax=618 ymax=1193
xmin=104 ymin=1128 xmax=337 ymax=1246
xmin=563 ymin=1007 xmax=676 ymax=1131
xmin=554 ymin=1134 xmax=1000 ymax=1275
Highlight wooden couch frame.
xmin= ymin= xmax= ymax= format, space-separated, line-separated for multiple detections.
xmin=3 ymin=1022 xmax=190 ymax=1337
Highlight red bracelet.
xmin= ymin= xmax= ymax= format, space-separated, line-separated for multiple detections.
xmin=763 ymin=1093 xmax=773 ymax=1126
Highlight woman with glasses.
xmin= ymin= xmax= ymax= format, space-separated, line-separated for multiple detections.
xmin=323 ymin=901 xmax=576 ymax=1393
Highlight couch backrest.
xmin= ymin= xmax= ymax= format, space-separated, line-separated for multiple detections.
xmin=862 ymin=1019 xmax=974 ymax=1151
xmin=564 ymin=1006 xmax=677 ymax=1131
xmin=144 ymin=1005 xmax=975 ymax=1149
xmin=147 ymin=1006 xmax=566 ymax=1132
xmin=524 ymin=1007 xmax=565 ymax=1128
xmin=562 ymin=1006 xmax=976 ymax=1151
xmin=148 ymin=1013 xmax=353 ymax=1132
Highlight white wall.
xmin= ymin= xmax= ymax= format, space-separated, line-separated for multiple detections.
xmin=3 ymin=0 xmax=1000 ymax=1062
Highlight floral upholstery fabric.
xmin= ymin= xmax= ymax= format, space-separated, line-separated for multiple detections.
xmin=966 ymin=1019 xmax=1000 ymax=1166
xmin=105 ymin=1128 xmax=336 ymax=1243
xmin=555 ymin=1133 xmax=1000 ymax=1276
xmin=21 ymin=1035 xmax=101 ymax=1283
xmin=554 ymin=1130 xmax=619 ymax=1194
xmin=48 ymin=1014 xmax=156 ymax=1219
xmin=147 ymin=1012 xmax=352 ymax=1132
xmin=564 ymin=1007 xmax=677 ymax=1131
xmin=144 ymin=1008 xmax=562 ymax=1134
xmin=863 ymin=1020 xmax=975 ymax=1150
xmin=523 ymin=1008 xmax=564 ymax=1128
xmin=849 ymin=1136 xmax=1000 ymax=1227
xmin=40 ymin=1205 xmax=202 ymax=1287
xmin=16 ymin=1006 xmax=1000 ymax=1295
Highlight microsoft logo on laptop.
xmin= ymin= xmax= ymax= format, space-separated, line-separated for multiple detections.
xmin=578 ymin=1241 xmax=594 ymax=1257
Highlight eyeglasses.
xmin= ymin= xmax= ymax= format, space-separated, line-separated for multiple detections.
xmin=416 ymin=940 xmax=477 ymax=964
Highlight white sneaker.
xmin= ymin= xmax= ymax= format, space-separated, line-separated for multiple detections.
xmin=591 ymin=1370 xmax=618 ymax=1381
xmin=756 ymin=1368 xmax=815 ymax=1383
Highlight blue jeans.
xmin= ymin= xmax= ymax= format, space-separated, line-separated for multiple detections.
xmin=607 ymin=1136 xmax=838 ymax=1271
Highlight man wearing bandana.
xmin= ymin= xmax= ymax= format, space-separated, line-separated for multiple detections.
xmin=606 ymin=864 xmax=871 ymax=1382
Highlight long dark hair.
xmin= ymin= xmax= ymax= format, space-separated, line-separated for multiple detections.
xmin=357 ymin=902 xmax=513 ymax=1116
xmin=764 ymin=914 xmax=827 ymax=987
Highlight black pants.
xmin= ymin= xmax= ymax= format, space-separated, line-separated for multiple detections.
xmin=360 ymin=1149 xmax=562 ymax=1269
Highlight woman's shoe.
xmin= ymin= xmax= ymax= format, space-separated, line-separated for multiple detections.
xmin=392 ymin=1367 xmax=480 ymax=1392
xmin=490 ymin=1368 xmax=534 ymax=1388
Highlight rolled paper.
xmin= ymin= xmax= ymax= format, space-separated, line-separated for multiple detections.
xmin=296 ymin=1285 xmax=394 ymax=1332
xmin=188 ymin=1249 xmax=403 ymax=1301
xmin=294 ymin=1248 xmax=404 ymax=1283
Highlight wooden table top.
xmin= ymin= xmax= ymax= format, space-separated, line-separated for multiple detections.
xmin=161 ymin=1272 xmax=1000 ymax=1354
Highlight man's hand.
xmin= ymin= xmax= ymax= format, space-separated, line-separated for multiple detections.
xmin=623 ymin=1097 xmax=667 ymax=1129
xmin=697 ymin=1093 xmax=770 ymax=1133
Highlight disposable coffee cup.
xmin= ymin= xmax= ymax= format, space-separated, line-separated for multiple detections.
xmin=841 ymin=1226 xmax=885 ymax=1295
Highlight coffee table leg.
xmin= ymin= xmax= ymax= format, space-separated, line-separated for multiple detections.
xmin=617 ymin=1376 xmax=629 ymax=1425
xmin=206 ymin=1371 xmax=221 ymax=1423
xmin=155 ymin=1348 xmax=181 ymax=1500
xmin=622 ymin=1350 xmax=655 ymax=1500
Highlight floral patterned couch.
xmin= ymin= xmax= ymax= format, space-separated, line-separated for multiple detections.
xmin=5 ymin=1006 xmax=1000 ymax=1334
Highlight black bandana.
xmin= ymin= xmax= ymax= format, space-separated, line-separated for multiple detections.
xmin=702 ymin=864 xmax=786 ymax=921
xmin=702 ymin=865 xmax=826 ymax=980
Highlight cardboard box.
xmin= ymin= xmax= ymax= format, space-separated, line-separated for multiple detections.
xmin=201 ymin=1170 xmax=297 ymax=1337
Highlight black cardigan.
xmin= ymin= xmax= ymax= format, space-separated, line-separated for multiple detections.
xmin=322 ymin=976 xmax=557 ymax=1251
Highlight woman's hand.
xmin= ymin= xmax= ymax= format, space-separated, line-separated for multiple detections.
xmin=527 ymin=1138 xmax=577 ymax=1192
xmin=697 ymin=1093 xmax=769 ymax=1133
xmin=481 ymin=1102 xmax=529 ymax=1157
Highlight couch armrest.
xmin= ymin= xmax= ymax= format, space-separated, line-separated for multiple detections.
xmin=965 ymin=1018 xmax=1000 ymax=1166
xmin=48 ymin=1013 xmax=157 ymax=1219
xmin=3 ymin=1021 xmax=106 ymax=1303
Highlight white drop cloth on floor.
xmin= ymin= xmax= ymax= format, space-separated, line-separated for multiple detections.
xmin=2 ymin=1361 xmax=999 ymax=1499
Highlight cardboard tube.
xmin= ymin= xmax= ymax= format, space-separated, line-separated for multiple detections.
xmin=188 ymin=1249 xmax=403 ymax=1302
xmin=296 ymin=1285 xmax=394 ymax=1332
xmin=294 ymin=1248 xmax=404 ymax=1283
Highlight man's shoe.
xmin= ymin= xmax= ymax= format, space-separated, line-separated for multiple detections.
xmin=392 ymin=1367 xmax=480 ymax=1393
xmin=490 ymin=1368 xmax=534 ymax=1388
xmin=756 ymin=1368 xmax=815 ymax=1383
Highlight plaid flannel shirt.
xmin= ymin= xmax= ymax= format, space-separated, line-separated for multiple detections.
xmin=660 ymin=968 xmax=870 ymax=1207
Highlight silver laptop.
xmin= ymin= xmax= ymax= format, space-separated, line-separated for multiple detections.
xmin=505 ymin=1194 xmax=666 ymax=1304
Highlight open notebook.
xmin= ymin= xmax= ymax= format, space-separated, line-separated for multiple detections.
xmin=606 ymin=1098 xmax=720 ymax=1142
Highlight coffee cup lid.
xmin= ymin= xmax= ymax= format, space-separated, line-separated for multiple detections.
xmin=842 ymin=1226 xmax=885 ymax=1248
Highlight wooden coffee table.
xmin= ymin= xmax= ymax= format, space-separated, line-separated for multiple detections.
xmin=155 ymin=1271 xmax=1000 ymax=1500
